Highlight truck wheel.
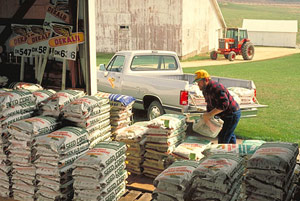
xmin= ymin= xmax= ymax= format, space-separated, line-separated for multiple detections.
xmin=210 ymin=51 xmax=218 ymax=60
xmin=228 ymin=51 xmax=236 ymax=61
xmin=242 ymin=42 xmax=255 ymax=60
xmin=147 ymin=101 xmax=165 ymax=120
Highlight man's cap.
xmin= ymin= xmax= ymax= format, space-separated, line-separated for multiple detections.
xmin=194 ymin=70 xmax=210 ymax=82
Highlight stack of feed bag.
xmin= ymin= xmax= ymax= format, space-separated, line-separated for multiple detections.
xmin=115 ymin=121 xmax=149 ymax=175
xmin=0 ymin=136 xmax=11 ymax=198
xmin=245 ymin=142 xmax=299 ymax=201
xmin=7 ymin=116 xmax=61 ymax=201
xmin=62 ymin=94 xmax=111 ymax=148
xmin=227 ymin=87 xmax=256 ymax=105
xmin=34 ymin=126 xmax=89 ymax=201
xmin=189 ymin=153 xmax=245 ymax=201
xmin=96 ymin=92 xmax=135 ymax=139
xmin=188 ymin=83 xmax=206 ymax=107
xmin=0 ymin=90 xmax=36 ymax=144
xmin=143 ymin=114 xmax=187 ymax=178
xmin=33 ymin=89 xmax=56 ymax=106
xmin=152 ymin=160 xmax=200 ymax=201
xmin=40 ymin=89 xmax=85 ymax=117
xmin=171 ymin=136 xmax=211 ymax=161
xmin=72 ymin=141 xmax=127 ymax=201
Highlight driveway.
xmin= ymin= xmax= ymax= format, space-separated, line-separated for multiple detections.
xmin=181 ymin=46 xmax=300 ymax=68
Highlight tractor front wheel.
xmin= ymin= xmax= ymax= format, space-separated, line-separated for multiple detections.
xmin=242 ymin=42 xmax=255 ymax=60
xmin=228 ymin=51 xmax=236 ymax=61
xmin=210 ymin=51 xmax=218 ymax=60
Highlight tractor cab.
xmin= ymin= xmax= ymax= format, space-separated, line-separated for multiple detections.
xmin=210 ymin=28 xmax=254 ymax=61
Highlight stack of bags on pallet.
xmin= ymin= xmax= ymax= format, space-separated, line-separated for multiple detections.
xmin=62 ymin=94 xmax=111 ymax=148
xmin=6 ymin=116 xmax=61 ymax=201
xmin=33 ymin=89 xmax=56 ymax=107
xmin=152 ymin=160 xmax=200 ymax=201
xmin=115 ymin=121 xmax=149 ymax=175
xmin=143 ymin=114 xmax=187 ymax=178
xmin=96 ymin=92 xmax=135 ymax=138
xmin=245 ymin=142 xmax=299 ymax=201
xmin=0 ymin=137 xmax=12 ymax=198
xmin=189 ymin=153 xmax=245 ymax=201
xmin=72 ymin=141 xmax=127 ymax=201
xmin=40 ymin=89 xmax=85 ymax=117
xmin=34 ymin=126 xmax=89 ymax=201
xmin=0 ymin=90 xmax=36 ymax=139
xmin=171 ymin=136 xmax=211 ymax=161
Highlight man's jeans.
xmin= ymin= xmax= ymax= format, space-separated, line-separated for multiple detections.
xmin=218 ymin=109 xmax=241 ymax=144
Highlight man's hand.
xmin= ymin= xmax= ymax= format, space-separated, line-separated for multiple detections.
xmin=203 ymin=112 xmax=212 ymax=124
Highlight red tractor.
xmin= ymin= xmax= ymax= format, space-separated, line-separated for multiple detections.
xmin=210 ymin=28 xmax=254 ymax=61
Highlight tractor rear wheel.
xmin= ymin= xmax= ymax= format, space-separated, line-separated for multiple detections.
xmin=228 ymin=51 xmax=236 ymax=61
xmin=242 ymin=42 xmax=255 ymax=60
xmin=210 ymin=51 xmax=218 ymax=60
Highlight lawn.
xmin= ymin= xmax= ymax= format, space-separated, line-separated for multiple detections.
xmin=218 ymin=2 xmax=300 ymax=44
xmin=183 ymin=53 xmax=300 ymax=145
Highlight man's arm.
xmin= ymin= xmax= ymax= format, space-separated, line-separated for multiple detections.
xmin=203 ymin=108 xmax=223 ymax=123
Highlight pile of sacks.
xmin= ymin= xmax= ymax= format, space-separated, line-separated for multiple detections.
xmin=115 ymin=122 xmax=149 ymax=175
xmin=143 ymin=114 xmax=187 ymax=178
xmin=72 ymin=141 xmax=127 ymax=201
xmin=152 ymin=160 xmax=200 ymax=201
xmin=293 ymin=163 xmax=300 ymax=201
xmin=245 ymin=142 xmax=299 ymax=201
xmin=191 ymin=113 xmax=224 ymax=138
xmin=62 ymin=94 xmax=111 ymax=148
xmin=8 ymin=82 xmax=44 ymax=92
xmin=7 ymin=116 xmax=61 ymax=201
xmin=0 ymin=138 xmax=11 ymax=198
xmin=189 ymin=153 xmax=245 ymax=201
xmin=228 ymin=87 xmax=256 ymax=105
xmin=34 ymin=126 xmax=89 ymax=201
xmin=96 ymin=92 xmax=135 ymax=138
xmin=171 ymin=136 xmax=211 ymax=161
xmin=0 ymin=90 xmax=36 ymax=138
xmin=40 ymin=89 xmax=85 ymax=117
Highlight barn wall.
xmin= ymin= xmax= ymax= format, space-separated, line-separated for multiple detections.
xmin=95 ymin=0 xmax=182 ymax=55
xmin=248 ymin=31 xmax=296 ymax=47
xmin=181 ymin=0 xmax=224 ymax=58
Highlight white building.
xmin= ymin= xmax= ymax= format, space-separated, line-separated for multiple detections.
xmin=242 ymin=19 xmax=298 ymax=48
xmin=95 ymin=0 xmax=226 ymax=59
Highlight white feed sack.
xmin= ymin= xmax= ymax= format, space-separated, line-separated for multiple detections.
xmin=189 ymin=153 xmax=245 ymax=201
xmin=228 ymin=87 xmax=255 ymax=104
xmin=172 ymin=136 xmax=211 ymax=161
xmin=0 ymin=144 xmax=12 ymax=198
xmin=245 ymin=142 xmax=299 ymax=201
xmin=33 ymin=89 xmax=56 ymax=105
xmin=153 ymin=160 xmax=200 ymax=201
xmin=8 ymin=82 xmax=43 ymax=92
xmin=0 ymin=90 xmax=35 ymax=112
xmin=0 ymin=76 xmax=8 ymax=87
xmin=188 ymin=83 xmax=206 ymax=106
xmin=192 ymin=113 xmax=224 ymax=138
xmin=40 ymin=89 xmax=85 ymax=117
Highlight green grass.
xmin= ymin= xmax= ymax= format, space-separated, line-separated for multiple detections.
xmin=96 ymin=52 xmax=114 ymax=66
xmin=183 ymin=53 xmax=300 ymax=145
xmin=218 ymin=2 xmax=300 ymax=44
xmin=182 ymin=54 xmax=210 ymax=62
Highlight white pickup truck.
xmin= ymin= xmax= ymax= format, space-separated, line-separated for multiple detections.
xmin=97 ymin=50 xmax=266 ymax=120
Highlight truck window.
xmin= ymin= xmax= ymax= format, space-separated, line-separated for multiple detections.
xmin=131 ymin=55 xmax=177 ymax=71
xmin=107 ymin=55 xmax=125 ymax=72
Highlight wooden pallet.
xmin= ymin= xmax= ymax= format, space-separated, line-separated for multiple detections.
xmin=119 ymin=189 xmax=152 ymax=201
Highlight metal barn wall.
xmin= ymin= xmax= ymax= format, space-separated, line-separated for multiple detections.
xmin=248 ymin=31 xmax=297 ymax=48
xmin=181 ymin=0 xmax=224 ymax=58
xmin=95 ymin=0 xmax=182 ymax=55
